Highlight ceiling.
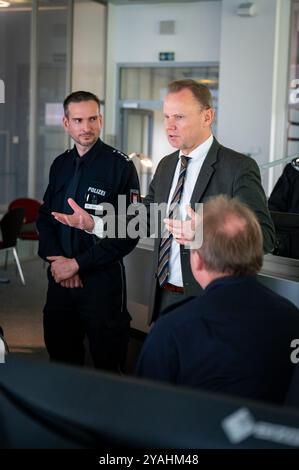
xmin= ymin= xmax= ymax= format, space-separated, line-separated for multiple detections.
xmin=105 ymin=0 xmax=218 ymax=4
xmin=0 ymin=0 xmax=220 ymax=9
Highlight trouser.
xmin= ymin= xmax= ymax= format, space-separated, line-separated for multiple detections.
xmin=43 ymin=265 xmax=130 ymax=372
xmin=155 ymin=287 xmax=190 ymax=318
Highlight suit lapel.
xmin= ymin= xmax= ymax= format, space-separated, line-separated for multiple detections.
xmin=190 ymin=137 xmax=220 ymax=205
xmin=156 ymin=152 xmax=179 ymax=203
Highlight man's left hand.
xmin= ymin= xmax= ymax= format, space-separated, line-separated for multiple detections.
xmin=164 ymin=206 xmax=197 ymax=245
xmin=47 ymin=256 xmax=79 ymax=282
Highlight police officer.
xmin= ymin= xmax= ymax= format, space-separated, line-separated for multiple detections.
xmin=37 ymin=91 xmax=140 ymax=372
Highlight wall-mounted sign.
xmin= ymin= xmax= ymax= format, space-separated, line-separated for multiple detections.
xmin=159 ymin=52 xmax=175 ymax=61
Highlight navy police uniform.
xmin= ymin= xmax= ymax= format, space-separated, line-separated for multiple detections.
xmin=37 ymin=139 xmax=139 ymax=371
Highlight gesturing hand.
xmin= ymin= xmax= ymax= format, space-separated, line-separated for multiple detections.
xmin=164 ymin=206 xmax=202 ymax=248
xmin=52 ymin=198 xmax=94 ymax=232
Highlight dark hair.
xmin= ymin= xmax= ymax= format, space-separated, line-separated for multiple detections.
xmin=167 ymin=79 xmax=213 ymax=109
xmin=195 ymin=195 xmax=263 ymax=276
xmin=63 ymin=91 xmax=101 ymax=117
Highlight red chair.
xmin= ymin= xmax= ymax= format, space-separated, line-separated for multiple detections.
xmin=8 ymin=198 xmax=41 ymax=241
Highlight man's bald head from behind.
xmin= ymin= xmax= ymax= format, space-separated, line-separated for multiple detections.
xmin=191 ymin=195 xmax=263 ymax=288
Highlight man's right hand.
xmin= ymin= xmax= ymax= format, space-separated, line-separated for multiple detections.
xmin=60 ymin=274 xmax=83 ymax=289
xmin=52 ymin=198 xmax=94 ymax=232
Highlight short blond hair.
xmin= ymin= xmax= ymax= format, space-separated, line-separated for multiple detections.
xmin=167 ymin=79 xmax=213 ymax=110
xmin=195 ymin=195 xmax=263 ymax=276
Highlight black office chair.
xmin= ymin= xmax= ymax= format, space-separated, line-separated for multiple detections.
xmin=285 ymin=364 xmax=299 ymax=409
xmin=270 ymin=211 xmax=299 ymax=259
xmin=0 ymin=208 xmax=25 ymax=285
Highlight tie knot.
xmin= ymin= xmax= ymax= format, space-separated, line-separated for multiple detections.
xmin=180 ymin=155 xmax=190 ymax=168
xmin=74 ymin=156 xmax=83 ymax=171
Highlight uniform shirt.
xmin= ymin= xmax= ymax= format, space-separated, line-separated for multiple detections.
xmin=167 ymin=134 xmax=213 ymax=286
xmin=37 ymin=139 xmax=140 ymax=273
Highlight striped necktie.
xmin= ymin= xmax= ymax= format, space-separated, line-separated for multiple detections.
xmin=157 ymin=155 xmax=190 ymax=287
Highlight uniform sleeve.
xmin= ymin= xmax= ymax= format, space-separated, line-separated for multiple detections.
xmin=37 ymin=164 xmax=65 ymax=260
xmin=75 ymin=161 xmax=140 ymax=272
xmin=268 ymin=166 xmax=290 ymax=213
xmin=233 ymin=157 xmax=275 ymax=254
xmin=135 ymin=319 xmax=179 ymax=384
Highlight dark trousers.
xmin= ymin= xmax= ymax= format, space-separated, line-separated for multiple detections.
xmin=154 ymin=287 xmax=190 ymax=318
xmin=43 ymin=266 xmax=130 ymax=372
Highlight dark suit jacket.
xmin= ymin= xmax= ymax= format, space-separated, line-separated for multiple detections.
xmin=143 ymin=137 xmax=275 ymax=322
xmin=136 ymin=276 xmax=299 ymax=405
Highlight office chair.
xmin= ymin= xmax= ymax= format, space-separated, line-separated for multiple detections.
xmin=0 ymin=208 xmax=25 ymax=285
xmin=285 ymin=364 xmax=299 ymax=409
xmin=1 ymin=355 xmax=299 ymax=449
xmin=8 ymin=198 xmax=41 ymax=242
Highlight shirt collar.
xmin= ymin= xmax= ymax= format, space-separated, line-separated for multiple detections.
xmin=179 ymin=134 xmax=213 ymax=162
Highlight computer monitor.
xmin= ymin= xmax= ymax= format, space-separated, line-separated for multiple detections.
xmin=270 ymin=211 xmax=299 ymax=259
xmin=1 ymin=355 xmax=299 ymax=449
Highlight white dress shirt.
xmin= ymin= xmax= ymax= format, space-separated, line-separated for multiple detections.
xmin=167 ymin=134 xmax=213 ymax=286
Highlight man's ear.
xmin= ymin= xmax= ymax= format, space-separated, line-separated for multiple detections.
xmin=203 ymin=108 xmax=214 ymax=127
xmin=62 ymin=116 xmax=69 ymax=131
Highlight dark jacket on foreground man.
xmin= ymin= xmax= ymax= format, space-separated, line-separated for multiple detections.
xmin=136 ymin=275 xmax=299 ymax=405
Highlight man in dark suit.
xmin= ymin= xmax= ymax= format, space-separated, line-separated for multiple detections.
xmin=50 ymin=80 xmax=275 ymax=324
xmin=135 ymin=196 xmax=299 ymax=405
xmin=143 ymin=80 xmax=274 ymax=322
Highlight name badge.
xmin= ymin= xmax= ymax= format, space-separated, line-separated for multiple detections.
xmin=84 ymin=203 xmax=103 ymax=213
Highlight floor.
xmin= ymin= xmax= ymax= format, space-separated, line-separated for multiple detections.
xmin=0 ymin=257 xmax=144 ymax=373
xmin=0 ymin=258 xmax=47 ymax=359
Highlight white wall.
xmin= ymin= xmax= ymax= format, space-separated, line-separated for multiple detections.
xmin=105 ymin=1 xmax=222 ymax=137
xmin=105 ymin=0 xmax=291 ymax=193
xmin=113 ymin=2 xmax=221 ymax=63
xmin=72 ymin=1 xmax=106 ymax=99
xmin=217 ymin=0 xmax=290 ymax=192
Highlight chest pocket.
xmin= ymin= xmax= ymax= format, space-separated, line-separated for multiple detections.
xmin=83 ymin=181 xmax=115 ymax=215
xmin=50 ymin=179 xmax=69 ymax=215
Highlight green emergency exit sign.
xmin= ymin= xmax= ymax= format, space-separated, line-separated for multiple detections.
xmin=159 ymin=52 xmax=175 ymax=61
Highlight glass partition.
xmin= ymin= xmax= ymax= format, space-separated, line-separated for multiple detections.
xmin=36 ymin=1 xmax=69 ymax=200
xmin=118 ymin=63 xmax=219 ymax=194
xmin=0 ymin=0 xmax=106 ymax=209
xmin=0 ymin=4 xmax=31 ymax=209
xmin=287 ymin=1 xmax=299 ymax=158
xmin=120 ymin=65 xmax=219 ymax=102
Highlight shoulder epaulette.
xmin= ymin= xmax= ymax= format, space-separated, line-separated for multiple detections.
xmin=113 ymin=149 xmax=130 ymax=162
